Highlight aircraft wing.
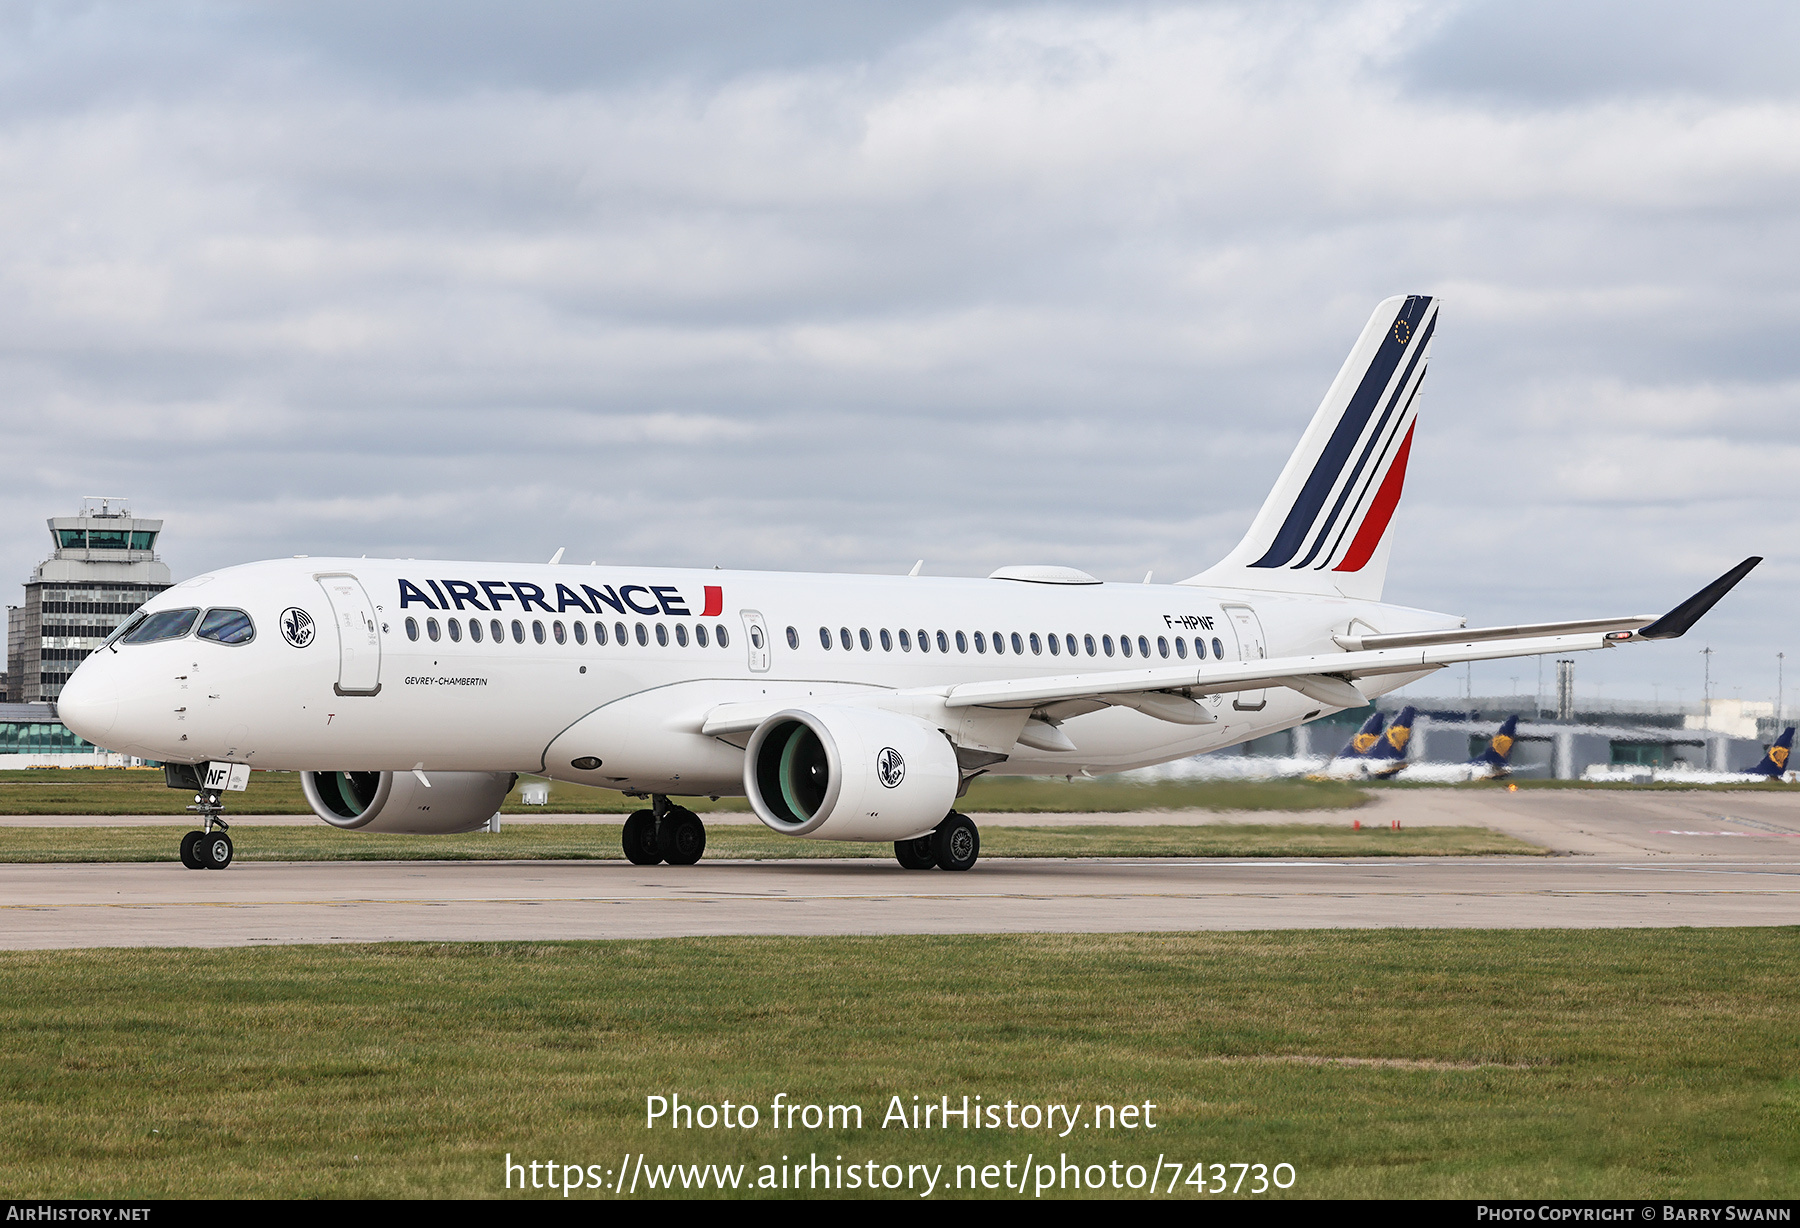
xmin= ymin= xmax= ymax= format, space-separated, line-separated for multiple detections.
xmin=945 ymin=557 xmax=1761 ymax=715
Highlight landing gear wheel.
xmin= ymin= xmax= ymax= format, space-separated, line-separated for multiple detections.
xmin=199 ymin=831 xmax=234 ymax=870
xmin=894 ymin=836 xmax=936 ymax=870
xmin=929 ymin=812 xmax=979 ymax=872
xmin=179 ymin=830 xmax=206 ymax=870
xmin=656 ymin=806 xmax=706 ymax=866
xmin=622 ymin=810 xmax=662 ymax=865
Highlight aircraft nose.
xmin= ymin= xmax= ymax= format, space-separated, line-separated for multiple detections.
xmin=58 ymin=657 xmax=120 ymax=742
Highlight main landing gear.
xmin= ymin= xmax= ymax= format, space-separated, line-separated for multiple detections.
xmin=178 ymin=788 xmax=234 ymax=871
xmin=622 ymin=795 xmax=707 ymax=867
xmin=894 ymin=811 xmax=979 ymax=872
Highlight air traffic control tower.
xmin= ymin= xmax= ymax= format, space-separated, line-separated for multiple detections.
xmin=5 ymin=498 xmax=171 ymax=704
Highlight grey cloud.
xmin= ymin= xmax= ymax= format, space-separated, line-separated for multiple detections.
xmin=0 ymin=0 xmax=1793 ymax=707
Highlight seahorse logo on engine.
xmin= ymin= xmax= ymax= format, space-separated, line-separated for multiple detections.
xmin=280 ymin=607 xmax=316 ymax=648
xmin=876 ymin=747 xmax=905 ymax=788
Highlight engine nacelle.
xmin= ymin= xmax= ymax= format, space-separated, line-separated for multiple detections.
xmin=301 ymin=770 xmax=518 ymax=834
xmin=743 ymin=706 xmax=959 ymax=841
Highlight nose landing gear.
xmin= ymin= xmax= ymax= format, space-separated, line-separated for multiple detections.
xmin=621 ymin=795 xmax=707 ymax=866
xmin=178 ymin=788 xmax=234 ymax=870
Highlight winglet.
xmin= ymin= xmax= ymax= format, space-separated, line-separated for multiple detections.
xmin=1635 ymin=557 xmax=1761 ymax=640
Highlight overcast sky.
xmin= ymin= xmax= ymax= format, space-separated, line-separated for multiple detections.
xmin=2 ymin=0 xmax=1795 ymax=710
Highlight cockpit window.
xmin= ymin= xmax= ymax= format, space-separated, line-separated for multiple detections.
xmin=121 ymin=608 xmax=200 ymax=644
xmin=103 ymin=611 xmax=148 ymax=647
xmin=197 ymin=608 xmax=256 ymax=645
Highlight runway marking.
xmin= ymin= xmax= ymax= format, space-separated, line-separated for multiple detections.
xmin=1654 ymin=830 xmax=1800 ymax=838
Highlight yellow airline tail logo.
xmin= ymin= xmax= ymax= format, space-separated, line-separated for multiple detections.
xmin=1492 ymin=735 xmax=1513 ymax=759
xmin=1772 ymin=745 xmax=1789 ymax=770
xmin=1352 ymin=733 xmax=1379 ymax=754
xmin=1386 ymin=726 xmax=1410 ymax=752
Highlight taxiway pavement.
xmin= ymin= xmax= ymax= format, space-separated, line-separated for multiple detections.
xmin=3 ymin=790 xmax=1796 ymax=948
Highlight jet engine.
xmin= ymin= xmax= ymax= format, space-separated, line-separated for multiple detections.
xmin=300 ymin=770 xmax=518 ymax=834
xmin=743 ymin=706 xmax=959 ymax=841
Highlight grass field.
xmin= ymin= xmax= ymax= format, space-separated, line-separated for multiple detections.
xmin=0 ymin=822 xmax=1538 ymax=862
xmin=1 ymin=930 xmax=1794 ymax=1199
xmin=0 ymin=769 xmax=1372 ymax=816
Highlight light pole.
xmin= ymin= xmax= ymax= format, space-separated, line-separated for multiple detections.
xmin=1702 ymin=646 xmax=1714 ymax=717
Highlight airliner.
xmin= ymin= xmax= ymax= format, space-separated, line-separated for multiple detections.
xmin=1582 ymin=726 xmax=1795 ymax=785
xmin=1323 ymin=706 xmax=1417 ymax=778
xmin=54 ymin=295 xmax=1760 ymax=872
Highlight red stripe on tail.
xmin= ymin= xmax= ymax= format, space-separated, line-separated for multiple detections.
xmin=700 ymin=586 xmax=723 ymax=617
xmin=1333 ymin=422 xmax=1415 ymax=573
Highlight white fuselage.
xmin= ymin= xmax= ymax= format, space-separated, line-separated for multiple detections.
xmin=57 ymin=557 xmax=1455 ymax=796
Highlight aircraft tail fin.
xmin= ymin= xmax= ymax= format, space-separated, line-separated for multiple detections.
xmin=1470 ymin=715 xmax=1520 ymax=774
xmin=1336 ymin=710 xmax=1386 ymax=760
xmin=1365 ymin=705 xmax=1416 ymax=777
xmin=1748 ymin=727 xmax=1794 ymax=779
xmin=1184 ymin=294 xmax=1438 ymax=602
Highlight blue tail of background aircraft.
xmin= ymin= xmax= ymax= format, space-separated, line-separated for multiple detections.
xmin=1337 ymin=710 xmax=1386 ymax=760
xmin=1748 ymin=727 xmax=1794 ymax=779
xmin=1469 ymin=715 xmax=1519 ymax=777
xmin=1364 ymin=706 xmax=1416 ymax=777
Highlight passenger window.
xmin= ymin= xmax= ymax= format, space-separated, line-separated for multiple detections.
xmin=593 ymin=622 xmax=607 ymax=645
xmin=880 ymin=628 xmax=892 ymax=651
xmin=937 ymin=630 xmax=949 ymax=653
xmin=1157 ymin=636 xmax=1169 ymax=658
xmin=197 ymin=608 xmax=255 ymax=645
xmin=786 ymin=626 xmax=798 ymax=650
xmin=615 ymin=621 xmax=628 ymax=645
xmin=122 ymin=608 xmax=199 ymax=644
xmin=696 ymin=624 xmax=708 ymax=647
xmin=716 ymin=625 xmax=730 ymax=648
xmin=1139 ymin=635 xmax=1151 ymax=658
xmin=1174 ymin=636 xmax=1186 ymax=658
xmin=530 ymin=620 xmax=543 ymax=644
xmin=1213 ymin=636 xmax=1225 ymax=659
xmin=554 ymin=620 xmax=567 ymax=645
xmin=820 ymin=626 xmax=832 ymax=650
xmin=1012 ymin=632 xmax=1025 ymax=655
xmin=1120 ymin=635 xmax=1132 ymax=658
xmin=1067 ymin=633 xmax=1079 ymax=657
xmin=1102 ymin=635 xmax=1114 ymax=657
xmin=405 ymin=617 xmax=419 ymax=642
xmin=675 ymin=623 xmax=689 ymax=647
xmin=448 ymin=618 xmax=463 ymax=643
xmin=899 ymin=629 xmax=912 ymax=651
xmin=1046 ymin=632 xmax=1058 ymax=656
xmin=635 ymin=622 xmax=648 ymax=646
xmin=990 ymin=632 xmax=1004 ymax=655
xmin=859 ymin=628 xmax=872 ymax=651
xmin=1084 ymin=634 xmax=1096 ymax=656
xmin=469 ymin=619 xmax=484 ymax=643
xmin=1028 ymin=633 xmax=1041 ymax=655
xmin=955 ymin=631 xmax=967 ymax=653
xmin=490 ymin=619 xmax=504 ymax=642
xmin=840 ymin=627 xmax=853 ymax=651
xmin=924 ymin=629 xmax=936 ymax=653
xmin=572 ymin=621 xmax=585 ymax=645
xmin=974 ymin=631 xmax=986 ymax=654
xmin=427 ymin=618 xmax=442 ymax=642
xmin=655 ymin=624 xmax=669 ymax=647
